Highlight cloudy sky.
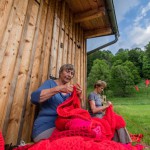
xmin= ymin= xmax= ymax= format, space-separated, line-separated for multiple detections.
xmin=87 ymin=0 xmax=150 ymax=54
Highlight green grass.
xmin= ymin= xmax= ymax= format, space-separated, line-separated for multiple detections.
xmin=114 ymin=105 xmax=150 ymax=145
xmin=87 ymin=81 xmax=150 ymax=146
xmin=110 ymin=84 xmax=150 ymax=146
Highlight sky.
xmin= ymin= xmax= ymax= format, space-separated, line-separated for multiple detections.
xmin=87 ymin=0 xmax=150 ymax=54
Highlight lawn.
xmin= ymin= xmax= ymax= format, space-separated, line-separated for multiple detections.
xmin=109 ymin=82 xmax=150 ymax=146
xmin=114 ymin=105 xmax=150 ymax=145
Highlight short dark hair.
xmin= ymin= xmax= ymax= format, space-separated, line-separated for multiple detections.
xmin=59 ymin=64 xmax=75 ymax=76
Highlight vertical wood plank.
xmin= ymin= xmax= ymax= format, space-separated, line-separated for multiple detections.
xmin=0 ymin=0 xmax=19 ymax=72
xmin=77 ymin=26 xmax=81 ymax=85
xmin=71 ymin=22 xmax=76 ymax=66
xmin=80 ymin=28 xmax=84 ymax=107
xmin=56 ymin=0 xmax=65 ymax=77
xmin=71 ymin=21 xmax=76 ymax=84
xmin=0 ymin=0 xmax=14 ymax=45
xmin=49 ymin=1 xmax=61 ymax=77
xmin=84 ymin=38 xmax=87 ymax=109
xmin=0 ymin=0 xmax=29 ymax=130
xmin=4 ymin=0 xmax=39 ymax=145
xmin=74 ymin=24 xmax=79 ymax=83
xmin=21 ymin=0 xmax=48 ymax=142
xmin=40 ymin=0 xmax=56 ymax=83
xmin=62 ymin=4 xmax=69 ymax=65
xmin=67 ymin=11 xmax=73 ymax=64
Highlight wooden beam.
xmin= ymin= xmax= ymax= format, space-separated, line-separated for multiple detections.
xmin=84 ymin=27 xmax=112 ymax=39
xmin=74 ymin=7 xmax=105 ymax=23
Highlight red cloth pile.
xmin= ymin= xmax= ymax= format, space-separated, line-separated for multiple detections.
xmin=53 ymin=86 xmax=126 ymax=142
xmin=13 ymin=87 xmax=144 ymax=150
xmin=0 ymin=131 xmax=4 ymax=150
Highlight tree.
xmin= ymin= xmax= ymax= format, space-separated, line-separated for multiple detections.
xmin=88 ymin=59 xmax=111 ymax=87
xmin=143 ymin=42 xmax=150 ymax=79
xmin=142 ymin=55 xmax=150 ymax=79
xmin=123 ymin=60 xmax=141 ymax=84
xmin=128 ymin=48 xmax=144 ymax=77
xmin=87 ymin=50 xmax=113 ymax=76
xmin=113 ymin=49 xmax=129 ymax=63
xmin=110 ymin=65 xmax=134 ymax=97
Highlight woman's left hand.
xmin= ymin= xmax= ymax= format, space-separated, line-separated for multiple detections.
xmin=74 ymin=83 xmax=82 ymax=99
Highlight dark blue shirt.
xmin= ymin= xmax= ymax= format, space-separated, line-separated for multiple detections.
xmin=31 ymin=79 xmax=70 ymax=138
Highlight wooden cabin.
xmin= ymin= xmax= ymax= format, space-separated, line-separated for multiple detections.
xmin=0 ymin=0 xmax=119 ymax=145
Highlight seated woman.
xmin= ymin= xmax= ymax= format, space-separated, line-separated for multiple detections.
xmin=88 ymin=80 xmax=132 ymax=144
xmin=31 ymin=64 xmax=82 ymax=142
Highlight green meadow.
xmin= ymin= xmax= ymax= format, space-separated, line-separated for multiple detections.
xmin=109 ymin=81 xmax=150 ymax=146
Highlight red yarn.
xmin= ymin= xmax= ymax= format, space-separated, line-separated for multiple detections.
xmin=55 ymin=87 xmax=126 ymax=141
xmin=0 ymin=131 xmax=4 ymax=150
xmin=129 ymin=134 xmax=143 ymax=143
xmin=13 ymin=87 xmax=144 ymax=150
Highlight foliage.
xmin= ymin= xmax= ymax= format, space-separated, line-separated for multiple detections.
xmin=128 ymin=48 xmax=144 ymax=77
xmin=87 ymin=42 xmax=150 ymax=97
xmin=123 ymin=60 xmax=141 ymax=84
xmin=110 ymin=65 xmax=134 ymax=96
xmin=87 ymin=50 xmax=113 ymax=76
xmin=142 ymin=55 xmax=150 ymax=79
xmin=142 ymin=43 xmax=150 ymax=79
xmin=87 ymin=59 xmax=111 ymax=87
xmin=112 ymin=48 xmax=129 ymax=63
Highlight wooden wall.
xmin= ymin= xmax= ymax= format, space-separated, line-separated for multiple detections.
xmin=0 ymin=0 xmax=87 ymax=145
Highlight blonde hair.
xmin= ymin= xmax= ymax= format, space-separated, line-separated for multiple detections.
xmin=94 ymin=80 xmax=107 ymax=88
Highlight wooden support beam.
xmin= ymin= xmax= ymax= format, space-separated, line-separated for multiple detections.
xmin=74 ymin=7 xmax=105 ymax=23
xmin=84 ymin=27 xmax=112 ymax=39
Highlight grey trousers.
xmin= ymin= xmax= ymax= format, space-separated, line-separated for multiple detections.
xmin=33 ymin=127 xmax=56 ymax=142
xmin=112 ymin=127 xmax=132 ymax=144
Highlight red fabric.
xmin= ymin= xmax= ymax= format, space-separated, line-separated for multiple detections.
xmin=55 ymin=86 xmax=126 ymax=141
xmin=28 ymin=137 xmax=128 ymax=150
xmin=0 ymin=131 xmax=4 ymax=150
xmin=135 ymin=85 xmax=139 ymax=91
xmin=130 ymin=134 xmax=143 ymax=143
xmin=145 ymin=79 xmax=150 ymax=87
xmin=13 ymin=144 xmax=32 ymax=150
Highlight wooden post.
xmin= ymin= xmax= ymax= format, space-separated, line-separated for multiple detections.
xmin=67 ymin=11 xmax=73 ymax=64
xmin=74 ymin=24 xmax=79 ymax=83
xmin=56 ymin=0 xmax=65 ymax=77
xmin=84 ymin=38 xmax=87 ymax=109
xmin=39 ymin=0 xmax=56 ymax=83
xmin=71 ymin=23 xmax=76 ymax=66
xmin=62 ymin=4 xmax=69 ymax=65
xmin=49 ymin=1 xmax=61 ymax=77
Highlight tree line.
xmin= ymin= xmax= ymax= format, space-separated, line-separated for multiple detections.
xmin=87 ymin=42 xmax=150 ymax=97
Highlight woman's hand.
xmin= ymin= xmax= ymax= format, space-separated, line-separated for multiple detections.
xmin=74 ymin=83 xmax=82 ymax=99
xmin=106 ymin=101 xmax=112 ymax=108
xmin=58 ymin=84 xmax=74 ymax=94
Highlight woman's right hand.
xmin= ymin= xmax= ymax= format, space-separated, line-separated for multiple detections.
xmin=58 ymin=84 xmax=73 ymax=93
xmin=106 ymin=101 xmax=112 ymax=107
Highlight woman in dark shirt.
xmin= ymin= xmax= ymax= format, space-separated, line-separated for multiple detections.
xmin=88 ymin=80 xmax=132 ymax=144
